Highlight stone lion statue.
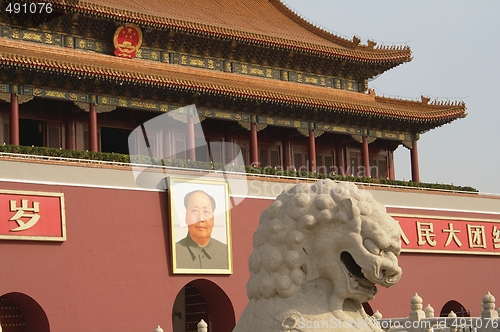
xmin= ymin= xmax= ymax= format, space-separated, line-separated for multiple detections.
xmin=233 ymin=179 xmax=402 ymax=332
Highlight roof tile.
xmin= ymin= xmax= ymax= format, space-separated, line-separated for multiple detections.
xmin=0 ymin=38 xmax=465 ymax=124
xmin=46 ymin=0 xmax=411 ymax=63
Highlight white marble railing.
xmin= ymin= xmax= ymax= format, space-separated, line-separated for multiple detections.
xmin=376 ymin=292 xmax=500 ymax=332
xmin=154 ymin=318 xmax=208 ymax=332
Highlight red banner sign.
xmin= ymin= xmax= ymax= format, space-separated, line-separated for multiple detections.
xmin=393 ymin=214 xmax=500 ymax=255
xmin=0 ymin=190 xmax=66 ymax=241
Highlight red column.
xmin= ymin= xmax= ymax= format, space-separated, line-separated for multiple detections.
xmin=249 ymin=122 xmax=259 ymax=167
xmin=163 ymin=130 xmax=171 ymax=160
xmin=343 ymin=145 xmax=349 ymax=175
xmin=388 ymin=150 xmax=395 ymax=180
xmin=9 ymin=93 xmax=19 ymax=145
xmin=224 ymin=130 xmax=234 ymax=164
xmin=334 ymin=138 xmax=343 ymax=175
xmin=65 ymin=112 xmax=75 ymax=150
xmin=187 ymin=114 xmax=196 ymax=161
xmin=308 ymin=129 xmax=316 ymax=172
xmin=361 ymin=136 xmax=370 ymax=177
xmin=283 ymin=135 xmax=291 ymax=170
xmin=411 ymin=140 xmax=420 ymax=182
xmin=88 ymin=103 xmax=98 ymax=152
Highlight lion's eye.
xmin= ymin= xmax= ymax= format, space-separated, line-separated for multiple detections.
xmin=363 ymin=239 xmax=381 ymax=255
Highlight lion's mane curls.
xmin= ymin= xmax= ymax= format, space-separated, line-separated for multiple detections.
xmin=246 ymin=179 xmax=384 ymax=300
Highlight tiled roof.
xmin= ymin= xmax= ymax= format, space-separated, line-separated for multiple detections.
xmin=0 ymin=38 xmax=465 ymax=126
xmin=46 ymin=0 xmax=412 ymax=64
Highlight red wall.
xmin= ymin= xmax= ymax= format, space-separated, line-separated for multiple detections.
xmin=0 ymin=180 xmax=269 ymax=331
xmin=371 ymin=252 xmax=500 ymax=318
xmin=371 ymin=207 xmax=500 ymax=318
xmin=2 ymin=180 xmax=500 ymax=330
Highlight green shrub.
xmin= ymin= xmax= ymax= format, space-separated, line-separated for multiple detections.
xmin=0 ymin=144 xmax=479 ymax=192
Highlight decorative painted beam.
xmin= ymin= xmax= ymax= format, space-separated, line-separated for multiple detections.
xmin=0 ymin=83 xmax=416 ymax=146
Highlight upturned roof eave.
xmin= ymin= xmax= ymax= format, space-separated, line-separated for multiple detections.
xmin=0 ymin=39 xmax=462 ymax=128
xmin=45 ymin=0 xmax=412 ymax=66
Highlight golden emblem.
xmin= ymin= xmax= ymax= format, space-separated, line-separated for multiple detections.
xmin=113 ymin=24 xmax=143 ymax=59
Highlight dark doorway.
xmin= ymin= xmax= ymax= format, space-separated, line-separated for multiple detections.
xmin=172 ymin=279 xmax=235 ymax=332
xmin=19 ymin=118 xmax=43 ymax=147
xmin=440 ymin=300 xmax=470 ymax=317
xmin=184 ymin=284 xmax=209 ymax=332
xmin=100 ymin=127 xmax=131 ymax=154
xmin=0 ymin=296 xmax=26 ymax=332
xmin=0 ymin=292 xmax=49 ymax=332
xmin=172 ymin=283 xmax=209 ymax=332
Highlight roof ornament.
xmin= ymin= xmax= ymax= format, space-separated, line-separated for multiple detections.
xmin=367 ymin=39 xmax=377 ymax=49
xmin=352 ymin=36 xmax=361 ymax=47
xmin=113 ymin=24 xmax=143 ymax=59
xmin=421 ymin=95 xmax=430 ymax=104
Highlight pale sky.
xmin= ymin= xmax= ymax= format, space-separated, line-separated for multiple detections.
xmin=283 ymin=0 xmax=500 ymax=195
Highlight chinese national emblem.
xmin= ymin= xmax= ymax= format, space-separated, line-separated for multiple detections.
xmin=113 ymin=24 xmax=143 ymax=58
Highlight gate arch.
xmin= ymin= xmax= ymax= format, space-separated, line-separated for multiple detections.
xmin=172 ymin=279 xmax=235 ymax=332
xmin=440 ymin=300 xmax=469 ymax=317
xmin=0 ymin=292 xmax=49 ymax=332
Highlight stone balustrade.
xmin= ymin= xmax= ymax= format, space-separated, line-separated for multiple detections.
xmin=376 ymin=292 xmax=500 ymax=332
xmin=153 ymin=319 xmax=208 ymax=332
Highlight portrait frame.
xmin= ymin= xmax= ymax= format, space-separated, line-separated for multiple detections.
xmin=169 ymin=176 xmax=233 ymax=274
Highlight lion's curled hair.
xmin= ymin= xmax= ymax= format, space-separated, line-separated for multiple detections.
xmin=246 ymin=179 xmax=386 ymax=300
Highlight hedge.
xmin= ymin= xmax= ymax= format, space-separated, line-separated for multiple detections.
xmin=0 ymin=144 xmax=478 ymax=192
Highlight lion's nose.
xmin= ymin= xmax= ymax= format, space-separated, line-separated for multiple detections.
xmin=381 ymin=264 xmax=402 ymax=285
xmin=380 ymin=261 xmax=402 ymax=287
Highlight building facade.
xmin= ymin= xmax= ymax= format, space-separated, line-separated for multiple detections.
xmin=0 ymin=0 xmax=466 ymax=180
xmin=1 ymin=1 xmax=493 ymax=332
xmin=1 ymin=159 xmax=500 ymax=331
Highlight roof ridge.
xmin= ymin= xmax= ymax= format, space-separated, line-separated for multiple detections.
xmin=271 ymin=0 xmax=356 ymax=49
xmin=373 ymin=93 xmax=466 ymax=108
xmin=273 ymin=0 xmax=411 ymax=52
xmin=45 ymin=0 xmax=412 ymax=63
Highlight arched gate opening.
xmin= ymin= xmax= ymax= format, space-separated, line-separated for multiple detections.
xmin=172 ymin=279 xmax=235 ymax=332
xmin=0 ymin=292 xmax=49 ymax=332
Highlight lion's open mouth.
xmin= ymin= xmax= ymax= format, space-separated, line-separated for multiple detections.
xmin=340 ymin=251 xmax=377 ymax=294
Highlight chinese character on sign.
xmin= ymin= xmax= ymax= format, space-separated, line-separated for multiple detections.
xmin=416 ymin=221 xmax=437 ymax=246
xmin=442 ymin=223 xmax=462 ymax=247
xmin=467 ymin=224 xmax=486 ymax=249
xmin=397 ymin=221 xmax=410 ymax=245
xmin=9 ymin=199 xmax=41 ymax=232
xmin=492 ymin=226 xmax=500 ymax=249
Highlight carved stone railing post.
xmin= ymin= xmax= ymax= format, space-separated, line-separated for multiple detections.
xmin=478 ymin=292 xmax=498 ymax=332
xmin=408 ymin=293 xmax=425 ymax=332
xmin=422 ymin=304 xmax=435 ymax=332
xmin=424 ymin=304 xmax=434 ymax=318
xmin=361 ymin=292 xmax=500 ymax=332
xmin=198 ymin=319 xmax=208 ymax=332
xmin=447 ymin=311 xmax=457 ymax=332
